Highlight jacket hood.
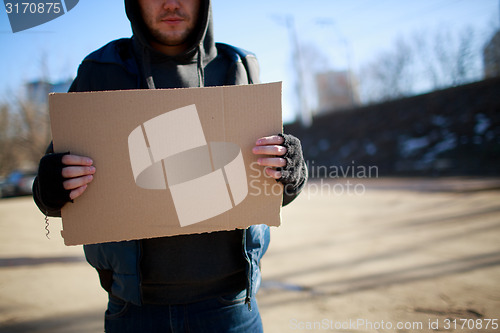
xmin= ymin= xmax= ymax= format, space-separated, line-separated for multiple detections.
xmin=124 ymin=0 xmax=217 ymax=87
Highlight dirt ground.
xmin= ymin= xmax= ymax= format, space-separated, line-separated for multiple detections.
xmin=1 ymin=177 xmax=499 ymax=332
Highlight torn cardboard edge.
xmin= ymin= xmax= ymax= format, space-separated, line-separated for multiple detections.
xmin=49 ymin=82 xmax=283 ymax=246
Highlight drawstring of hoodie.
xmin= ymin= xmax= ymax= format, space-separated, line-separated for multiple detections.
xmin=143 ymin=47 xmax=156 ymax=89
xmin=141 ymin=45 xmax=205 ymax=89
xmin=197 ymin=44 xmax=205 ymax=87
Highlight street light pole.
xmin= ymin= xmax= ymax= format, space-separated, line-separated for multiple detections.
xmin=286 ymin=16 xmax=312 ymax=127
xmin=316 ymin=18 xmax=356 ymax=107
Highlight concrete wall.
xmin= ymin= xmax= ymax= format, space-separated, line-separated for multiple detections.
xmin=285 ymin=77 xmax=500 ymax=177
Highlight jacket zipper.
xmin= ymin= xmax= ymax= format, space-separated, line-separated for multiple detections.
xmin=137 ymin=239 xmax=144 ymax=305
xmin=44 ymin=210 xmax=50 ymax=239
xmin=242 ymin=229 xmax=253 ymax=311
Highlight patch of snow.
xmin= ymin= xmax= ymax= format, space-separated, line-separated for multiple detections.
xmin=475 ymin=113 xmax=490 ymax=135
xmin=365 ymin=142 xmax=377 ymax=156
xmin=400 ymin=136 xmax=430 ymax=157
xmin=431 ymin=115 xmax=449 ymax=127
xmin=318 ymin=139 xmax=330 ymax=151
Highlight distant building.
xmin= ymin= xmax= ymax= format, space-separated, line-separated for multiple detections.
xmin=315 ymin=70 xmax=360 ymax=115
xmin=25 ymin=79 xmax=73 ymax=105
xmin=483 ymin=30 xmax=500 ymax=78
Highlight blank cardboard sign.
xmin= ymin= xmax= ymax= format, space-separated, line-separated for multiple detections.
xmin=49 ymin=82 xmax=283 ymax=246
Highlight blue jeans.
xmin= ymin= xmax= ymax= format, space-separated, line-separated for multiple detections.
xmin=104 ymin=290 xmax=263 ymax=333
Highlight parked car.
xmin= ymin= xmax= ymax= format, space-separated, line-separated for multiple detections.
xmin=0 ymin=170 xmax=37 ymax=198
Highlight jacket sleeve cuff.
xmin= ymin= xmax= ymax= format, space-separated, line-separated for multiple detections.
xmin=36 ymin=152 xmax=73 ymax=211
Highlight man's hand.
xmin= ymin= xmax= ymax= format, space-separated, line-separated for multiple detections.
xmin=252 ymin=135 xmax=287 ymax=179
xmin=61 ymin=155 xmax=96 ymax=200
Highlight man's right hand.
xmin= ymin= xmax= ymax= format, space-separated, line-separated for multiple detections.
xmin=61 ymin=155 xmax=96 ymax=200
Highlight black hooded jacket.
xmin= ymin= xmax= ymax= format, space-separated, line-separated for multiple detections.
xmin=33 ymin=0 xmax=307 ymax=304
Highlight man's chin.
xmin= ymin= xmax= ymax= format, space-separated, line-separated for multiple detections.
xmin=153 ymin=33 xmax=189 ymax=47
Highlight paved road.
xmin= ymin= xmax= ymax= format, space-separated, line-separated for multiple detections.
xmin=1 ymin=178 xmax=499 ymax=332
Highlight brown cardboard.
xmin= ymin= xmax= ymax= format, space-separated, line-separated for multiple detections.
xmin=49 ymin=82 xmax=283 ymax=246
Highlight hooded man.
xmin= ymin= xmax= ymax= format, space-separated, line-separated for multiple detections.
xmin=33 ymin=0 xmax=307 ymax=332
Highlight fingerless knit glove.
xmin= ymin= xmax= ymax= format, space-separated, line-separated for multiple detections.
xmin=277 ymin=133 xmax=308 ymax=206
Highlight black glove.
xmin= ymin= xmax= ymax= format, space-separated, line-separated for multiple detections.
xmin=36 ymin=152 xmax=72 ymax=209
xmin=277 ymin=133 xmax=308 ymax=205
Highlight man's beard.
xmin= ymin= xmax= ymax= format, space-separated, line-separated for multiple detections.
xmin=149 ymin=27 xmax=192 ymax=47
xmin=148 ymin=9 xmax=195 ymax=47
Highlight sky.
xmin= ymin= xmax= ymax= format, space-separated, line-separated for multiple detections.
xmin=0 ymin=0 xmax=499 ymax=123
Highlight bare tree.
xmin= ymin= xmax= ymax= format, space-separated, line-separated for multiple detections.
xmin=0 ymin=50 xmax=60 ymax=176
xmin=0 ymin=104 xmax=18 ymax=175
xmin=359 ymin=26 xmax=482 ymax=104
xmin=15 ymin=99 xmax=51 ymax=164
xmin=423 ymin=26 xmax=479 ymax=88
xmin=360 ymin=37 xmax=414 ymax=103
xmin=0 ymin=97 xmax=51 ymax=176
